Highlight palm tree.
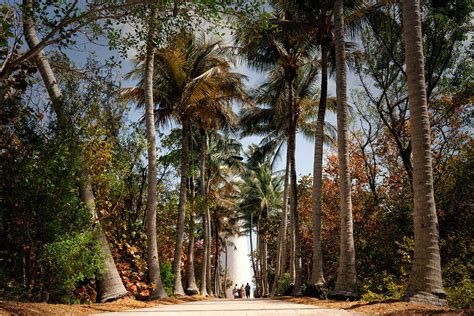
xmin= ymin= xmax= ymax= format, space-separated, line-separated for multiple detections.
xmin=296 ymin=0 xmax=334 ymax=292
xmin=125 ymin=33 xmax=246 ymax=295
xmin=22 ymin=0 xmax=128 ymax=302
xmin=206 ymin=132 xmax=244 ymax=296
xmin=236 ymin=18 xmax=315 ymax=293
xmin=401 ymin=0 xmax=446 ymax=306
xmin=240 ymin=62 xmax=334 ymax=294
xmin=240 ymin=161 xmax=283 ymax=297
xmin=331 ymin=0 xmax=357 ymax=299
xmin=142 ymin=5 xmax=168 ymax=299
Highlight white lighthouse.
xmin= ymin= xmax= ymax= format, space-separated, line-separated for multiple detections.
xmin=222 ymin=234 xmax=254 ymax=298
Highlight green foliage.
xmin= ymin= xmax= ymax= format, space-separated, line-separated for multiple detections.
xmin=445 ymin=277 xmax=473 ymax=308
xmin=41 ymin=232 xmax=104 ymax=303
xmin=360 ymin=272 xmax=406 ymax=302
xmin=278 ymin=272 xmax=291 ymax=293
xmin=159 ymin=262 xmax=174 ymax=296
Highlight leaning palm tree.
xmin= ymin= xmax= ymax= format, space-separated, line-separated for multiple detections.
xmin=236 ymin=19 xmax=315 ymax=294
xmin=125 ymin=33 xmax=247 ymax=296
xmin=22 ymin=0 xmax=128 ymax=302
xmin=401 ymin=0 xmax=446 ymax=306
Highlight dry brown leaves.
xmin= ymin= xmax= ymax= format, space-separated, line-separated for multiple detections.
xmin=274 ymin=296 xmax=472 ymax=315
xmin=0 ymin=295 xmax=208 ymax=315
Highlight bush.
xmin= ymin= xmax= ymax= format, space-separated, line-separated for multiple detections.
xmin=160 ymin=262 xmax=174 ymax=296
xmin=41 ymin=232 xmax=104 ymax=303
xmin=360 ymin=272 xmax=406 ymax=302
xmin=445 ymin=277 xmax=473 ymax=308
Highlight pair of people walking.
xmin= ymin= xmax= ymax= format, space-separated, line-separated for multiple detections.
xmin=233 ymin=283 xmax=251 ymax=299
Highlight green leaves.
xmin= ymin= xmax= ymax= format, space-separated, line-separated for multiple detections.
xmin=41 ymin=232 xmax=105 ymax=303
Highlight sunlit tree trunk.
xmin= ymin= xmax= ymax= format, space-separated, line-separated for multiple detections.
xmin=199 ymin=131 xmax=210 ymax=296
xmin=249 ymin=212 xmax=258 ymax=296
xmin=261 ymin=235 xmax=269 ymax=296
xmin=223 ymin=240 xmax=228 ymax=297
xmin=213 ymin=215 xmax=221 ymax=297
xmin=288 ymin=74 xmax=302 ymax=296
xmin=332 ymin=0 xmax=358 ymax=299
xmin=173 ymin=117 xmax=190 ymax=296
xmin=309 ymin=43 xmax=329 ymax=288
xmin=271 ymin=149 xmax=289 ymax=295
xmin=401 ymin=0 xmax=446 ymax=306
xmin=206 ymin=175 xmax=214 ymax=296
xmin=22 ymin=0 xmax=128 ymax=302
xmin=258 ymin=209 xmax=269 ymax=297
xmin=143 ymin=17 xmax=168 ymax=299
xmin=186 ymin=208 xmax=199 ymax=295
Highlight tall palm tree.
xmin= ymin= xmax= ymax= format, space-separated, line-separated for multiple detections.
xmin=401 ymin=0 xmax=446 ymax=306
xmin=236 ymin=18 xmax=315 ymax=293
xmin=296 ymin=0 xmax=334 ymax=292
xmin=240 ymin=62 xmax=335 ymax=294
xmin=240 ymin=161 xmax=283 ymax=297
xmin=194 ymin=131 xmax=243 ymax=296
xmin=125 ymin=33 xmax=246 ymax=295
xmin=142 ymin=5 xmax=168 ymax=299
xmin=331 ymin=0 xmax=357 ymax=299
xmin=22 ymin=0 xmax=128 ymax=302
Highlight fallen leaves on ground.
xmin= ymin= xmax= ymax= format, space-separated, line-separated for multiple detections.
xmin=275 ymin=296 xmax=471 ymax=315
xmin=0 ymin=295 xmax=208 ymax=315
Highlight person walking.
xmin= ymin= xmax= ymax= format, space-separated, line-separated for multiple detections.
xmin=240 ymin=284 xmax=246 ymax=299
xmin=245 ymin=283 xmax=251 ymax=298
xmin=232 ymin=284 xmax=239 ymax=298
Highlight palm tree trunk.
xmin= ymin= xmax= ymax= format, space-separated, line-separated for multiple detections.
xmin=332 ymin=0 xmax=358 ymax=299
xmin=288 ymin=74 xmax=302 ymax=296
xmin=199 ymin=131 xmax=209 ymax=296
xmin=401 ymin=0 xmax=446 ymax=306
xmin=186 ymin=176 xmax=199 ymax=295
xmin=22 ymin=0 xmax=127 ymax=302
xmin=79 ymin=178 xmax=129 ymax=302
xmin=309 ymin=43 xmax=328 ymax=289
xmin=206 ymin=176 xmax=214 ymax=296
xmin=271 ymin=149 xmax=290 ymax=295
xmin=173 ymin=117 xmax=190 ymax=296
xmin=213 ymin=213 xmax=220 ymax=297
xmin=262 ymin=237 xmax=269 ymax=296
xmin=249 ymin=212 xmax=258 ymax=296
xmin=256 ymin=223 xmax=263 ymax=297
xmin=224 ymin=240 xmax=228 ymax=297
xmin=144 ymin=21 xmax=168 ymax=299
xmin=289 ymin=179 xmax=296 ymax=286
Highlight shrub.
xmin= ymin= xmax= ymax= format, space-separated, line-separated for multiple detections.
xmin=160 ymin=262 xmax=174 ymax=296
xmin=41 ymin=232 xmax=104 ymax=303
xmin=445 ymin=277 xmax=473 ymax=308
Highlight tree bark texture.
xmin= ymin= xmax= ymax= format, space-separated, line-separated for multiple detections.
xmin=288 ymin=75 xmax=302 ymax=296
xmin=186 ymin=206 xmax=199 ymax=294
xmin=173 ymin=117 xmax=190 ymax=296
xmin=310 ymin=43 xmax=328 ymax=286
xmin=271 ymin=149 xmax=290 ymax=295
xmin=199 ymin=131 xmax=210 ymax=296
xmin=401 ymin=0 xmax=446 ymax=306
xmin=144 ymin=24 xmax=168 ymax=299
xmin=332 ymin=0 xmax=358 ymax=298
